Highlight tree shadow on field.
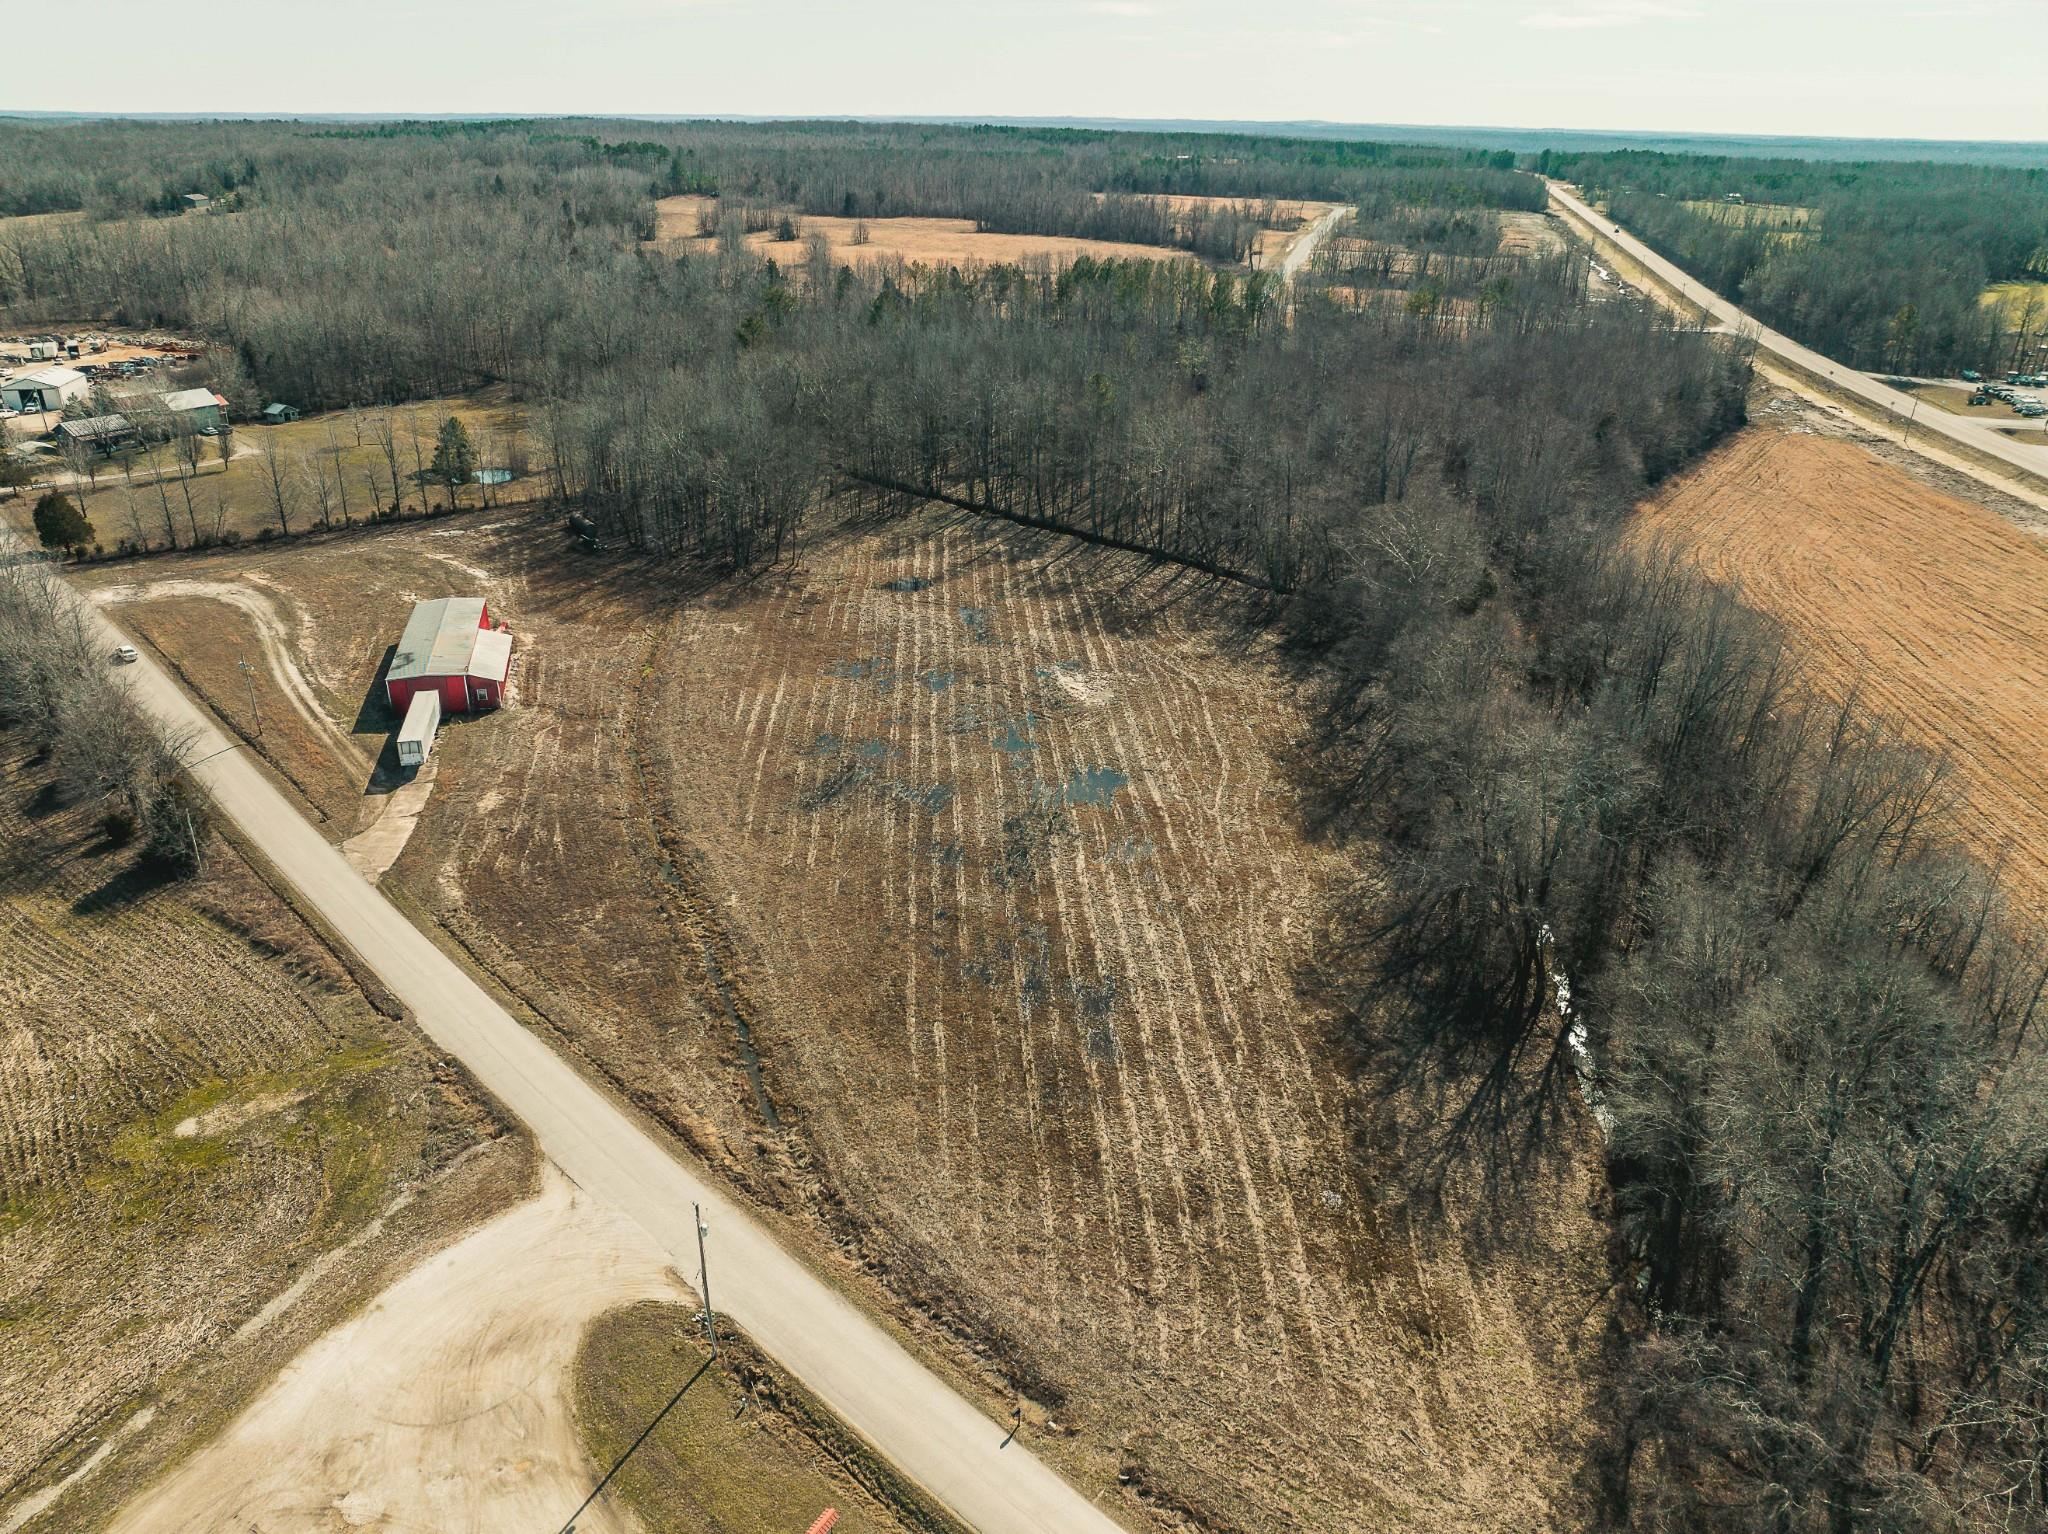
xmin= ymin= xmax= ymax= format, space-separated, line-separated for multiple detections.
xmin=926 ymin=505 xmax=1280 ymax=641
xmin=1290 ymin=774 xmax=1596 ymax=1260
xmin=72 ymin=853 xmax=182 ymax=915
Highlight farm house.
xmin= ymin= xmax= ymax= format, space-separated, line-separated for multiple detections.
xmin=159 ymin=387 xmax=230 ymax=430
xmin=384 ymin=597 xmax=512 ymax=714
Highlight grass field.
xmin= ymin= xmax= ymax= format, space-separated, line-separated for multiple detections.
xmin=92 ymin=502 xmax=1616 ymax=1532
xmin=1497 ymin=210 xmax=1567 ymax=255
xmin=0 ymin=731 xmax=515 ymax=1526
xmin=1636 ymin=419 xmax=2048 ymax=919
xmin=1904 ymin=381 xmax=2036 ymax=422
xmin=575 ymin=1304 xmax=912 ymax=1534
xmin=634 ymin=514 xmax=1612 ymax=1530
xmin=1980 ymin=277 xmax=2048 ymax=328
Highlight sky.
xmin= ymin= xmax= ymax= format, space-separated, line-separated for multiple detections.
xmin=7 ymin=0 xmax=2043 ymax=144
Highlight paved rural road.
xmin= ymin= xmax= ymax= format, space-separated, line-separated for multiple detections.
xmin=1546 ymin=180 xmax=2048 ymax=490
xmin=76 ymin=601 xmax=1126 ymax=1534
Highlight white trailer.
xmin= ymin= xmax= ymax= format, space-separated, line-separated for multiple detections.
xmin=396 ymin=688 xmax=441 ymax=768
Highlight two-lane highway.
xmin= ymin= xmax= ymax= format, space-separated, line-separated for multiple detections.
xmin=1547 ymin=180 xmax=2048 ymax=498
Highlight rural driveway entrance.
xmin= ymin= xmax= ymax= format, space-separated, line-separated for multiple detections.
xmin=87 ymin=597 xmax=1127 ymax=1534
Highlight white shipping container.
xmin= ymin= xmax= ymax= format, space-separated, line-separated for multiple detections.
xmin=396 ymin=688 xmax=441 ymax=768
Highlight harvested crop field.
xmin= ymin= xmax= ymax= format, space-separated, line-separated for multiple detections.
xmin=653 ymin=196 xmax=1196 ymax=269
xmin=631 ymin=512 xmax=1613 ymax=1531
xmin=0 ymin=732 xmax=519 ymax=1532
xmin=87 ymin=506 xmax=1616 ymax=1532
xmin=1636 ymin=424 xmax=2048 ymax=917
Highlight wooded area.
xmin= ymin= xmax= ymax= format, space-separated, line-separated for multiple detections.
xmin=5 ymin=116 xmax=2044 ymax=1532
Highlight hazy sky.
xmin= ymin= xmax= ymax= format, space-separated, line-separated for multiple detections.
xmin=9 ymin=0 xmax=2042 ymax=143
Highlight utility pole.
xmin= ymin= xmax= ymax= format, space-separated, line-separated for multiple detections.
xmin=695 ymin=1202 xmax=716 ymax=1356
xmin=237 ymin=658 xmax=261 ymax=735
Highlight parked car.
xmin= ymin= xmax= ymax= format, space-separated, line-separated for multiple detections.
xmin=111 ymin=645 xmax=138 ymax=664
xmin=1961 ymin=369 xmax=1982 ymax=382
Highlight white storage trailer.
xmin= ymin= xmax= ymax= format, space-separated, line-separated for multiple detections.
xmin=396 ymin=688 xmax=441 ymax=768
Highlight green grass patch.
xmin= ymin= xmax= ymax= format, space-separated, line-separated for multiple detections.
xmin=574 ymin=1302 xmax=907 ymax=1534
xmin=86 ymin=1044 xmax=402 ymax=1226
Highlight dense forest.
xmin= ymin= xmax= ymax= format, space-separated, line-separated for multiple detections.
xmin=4 ymin=116 xmax=2046 ymax=1531
xmin=1538 ymin=146 xmax=2048 ymax=373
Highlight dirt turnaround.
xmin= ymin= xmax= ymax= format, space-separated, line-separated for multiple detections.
xmin=102 ymin=1167 xmax=684 ymax=1534
xmin=1637 ymin=418 xmax=2048 ymax=917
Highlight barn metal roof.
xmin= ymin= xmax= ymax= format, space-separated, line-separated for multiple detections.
xmin=468 ymin=627 xmax=512 ymax=684
xmin=6 ymin=366 xmax=84 ymax=389
xmin=387 ymin=597 xmax=489 ymax=684
xmin=160 ymin=387 xmax=219 ymax=412
xmin=54 ymin=413 xmax=133 ymax=439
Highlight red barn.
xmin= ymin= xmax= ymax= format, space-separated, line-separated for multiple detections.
xmin=384 ymin=597 xmax=511 ymax=714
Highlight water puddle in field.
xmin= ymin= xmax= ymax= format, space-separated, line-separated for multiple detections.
xmin=883 ymin=778 xmax=954 ymax=813
xmin=992 ymin=714 xmax=1039 ymax=754
xmin=854 ymin=737 xmax=896 ymax=761
xmin=959 ymin=606 xmax=994 ymax=644
xmin=1061 ymin=765 xmax=1127 ymax=806
xmin=920 ymin=668 xmax=957 ymax=693
xmin=827 ymin=656 xmax=893 ymax=684
xmin=881 ymin=576 xmax=929 ymax=592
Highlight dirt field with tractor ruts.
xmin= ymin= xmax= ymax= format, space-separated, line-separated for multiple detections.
xmin=72 ymin=501 xmax=1616 ymax=1533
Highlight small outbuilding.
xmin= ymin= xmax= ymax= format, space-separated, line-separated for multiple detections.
xmin=261 ymin=402 xmax=301 ymax=424
xmin=2 ymin=365 xmax=90 ymax=415
xmin=54 ymin=413 xmax=137 ymax=455
xmin=384 ymin=596 xmax=511 ymax=714
xmin=182 ymin=192 xmax=212 ymax=211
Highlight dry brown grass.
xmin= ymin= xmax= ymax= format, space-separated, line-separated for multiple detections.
xmin=1637 ymin=421 xmax=2048 ymax=918
xmin=654 ymin=196 xmax=1198 ymax=270
xmin=1497 ymin=210 xmax=1566 ymax=256
xmin=0 ymin=735 xmax=512 ymax=1521
xmin=92 ymin=504 xmax=1616 ymax=1532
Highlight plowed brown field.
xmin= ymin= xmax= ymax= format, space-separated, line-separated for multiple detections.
xmin=82 ymin=507 xmax=1615 ymax=1532
xmin=1636 ymin=426 xmax=2048 ymax=916
xmin=634 ymin=513 xmax=1611 ymax=1531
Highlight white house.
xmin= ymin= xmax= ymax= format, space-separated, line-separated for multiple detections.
xmin=2 ymin=365 xmax=90 ymax=415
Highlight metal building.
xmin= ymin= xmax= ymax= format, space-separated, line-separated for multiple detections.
xmin=384 ymin=597 xmax=512 ymax=714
